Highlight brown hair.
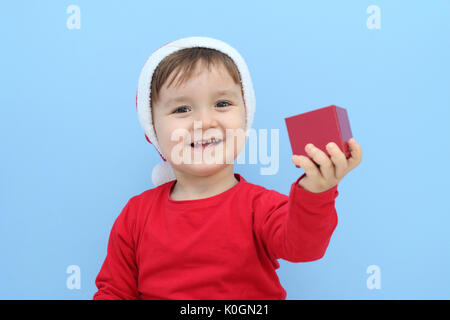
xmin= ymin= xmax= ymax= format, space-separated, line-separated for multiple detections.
xmin=150 ymin=47 xmax=244 ymax=106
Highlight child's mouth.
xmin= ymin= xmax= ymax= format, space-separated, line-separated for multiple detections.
xmin=190 ymin=138 xmax=222 ymax=150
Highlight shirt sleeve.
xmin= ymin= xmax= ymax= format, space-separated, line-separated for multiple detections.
xmin=260 ymin=173 xmax=339 ymax=263
xmin=93 ymin=199 xmax=140 ymax=300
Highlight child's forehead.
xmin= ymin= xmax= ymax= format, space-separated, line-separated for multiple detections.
xmin=170 ymin=60 xmax=231 ymax=85
xmin=164 ymin=62 xmax=238 ymax=93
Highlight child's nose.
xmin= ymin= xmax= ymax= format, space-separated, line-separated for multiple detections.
xmin=195 ymin=108 xmax=219 ymax=128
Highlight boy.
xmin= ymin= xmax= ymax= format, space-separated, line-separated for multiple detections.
xmin=93 ymin=36 xmax=362 ymax=300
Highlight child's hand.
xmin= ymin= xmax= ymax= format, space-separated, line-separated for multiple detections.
xmin=291 ymin=138 xmax=362 ymax=193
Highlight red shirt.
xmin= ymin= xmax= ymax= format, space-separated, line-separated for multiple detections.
xmin=93 ymin=173 xmax=338 ymax=300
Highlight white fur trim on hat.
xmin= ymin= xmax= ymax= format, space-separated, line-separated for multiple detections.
xmin=151 ymin=160 xmax=176 ymax=187
xmin=136 ymin=36 xmax=256 ymax=187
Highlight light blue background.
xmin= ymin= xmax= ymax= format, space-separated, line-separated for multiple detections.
xmin=1 ymin=0 xmax=449 ymax=299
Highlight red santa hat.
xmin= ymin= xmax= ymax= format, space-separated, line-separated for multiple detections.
xmin=136 ymin=36 xmax=256 ymax=186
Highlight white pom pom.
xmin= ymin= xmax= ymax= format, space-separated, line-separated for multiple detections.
xmin=152 ymin=161 xmax=176 ymax=187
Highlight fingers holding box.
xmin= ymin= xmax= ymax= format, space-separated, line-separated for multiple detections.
xmin=304 ymin=143 xmax=336 ymax=182
xmin=347 ymin=138 xmax=363 ymax=171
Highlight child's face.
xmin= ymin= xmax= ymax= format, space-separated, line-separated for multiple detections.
xmin=152 ymin=60 xmax=246 ymax=177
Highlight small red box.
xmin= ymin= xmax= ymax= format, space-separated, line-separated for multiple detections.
xmin=284 ymin=105 xmax=353 ymax=160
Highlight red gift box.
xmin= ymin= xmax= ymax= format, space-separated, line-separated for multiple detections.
xmin=284 ymin=105 xmax=353 ymax=161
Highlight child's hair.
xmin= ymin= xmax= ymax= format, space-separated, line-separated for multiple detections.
xmin=150 ymin=47 xmax=244 ymax=106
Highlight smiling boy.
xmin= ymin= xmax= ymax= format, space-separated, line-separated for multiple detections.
xmin=93 ymin=36 xmax=362 ymax=300
xmin=151 ymin=55 xmax=246 ymax=200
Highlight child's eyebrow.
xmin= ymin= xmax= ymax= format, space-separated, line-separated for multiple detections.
xmin=166 ymin=89 xmax=239 ymax=105
xmin=213 ymin=89 xmax=240 ymax=98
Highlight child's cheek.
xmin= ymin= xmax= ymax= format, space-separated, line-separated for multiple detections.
xmin=224 ymin=131 xmax=246 ymax=163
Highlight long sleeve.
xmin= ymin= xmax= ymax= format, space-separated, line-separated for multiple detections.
xmin=93 ymin=199 xmax=140 ymax=300
xmin=260 ymin=173 xmax=339 ymax=263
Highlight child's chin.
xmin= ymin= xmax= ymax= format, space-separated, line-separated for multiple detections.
xmin=181 ymin=162 xmax=231 ymax=176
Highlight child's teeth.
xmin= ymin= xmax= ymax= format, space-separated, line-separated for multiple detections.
xmin=192 ymin=139 xmax=220 ymax=147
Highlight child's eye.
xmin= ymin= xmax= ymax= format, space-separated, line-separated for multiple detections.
xmin=173 ymin=106 xmax=190 ymax=113
xmin=216 ymin=101 xmax=231 ymax=108
xmin=172 ymin=101 xmax=231 ymax=113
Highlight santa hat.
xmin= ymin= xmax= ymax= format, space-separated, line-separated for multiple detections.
xmin=136 ymin=36 xmax=256 ymax=186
